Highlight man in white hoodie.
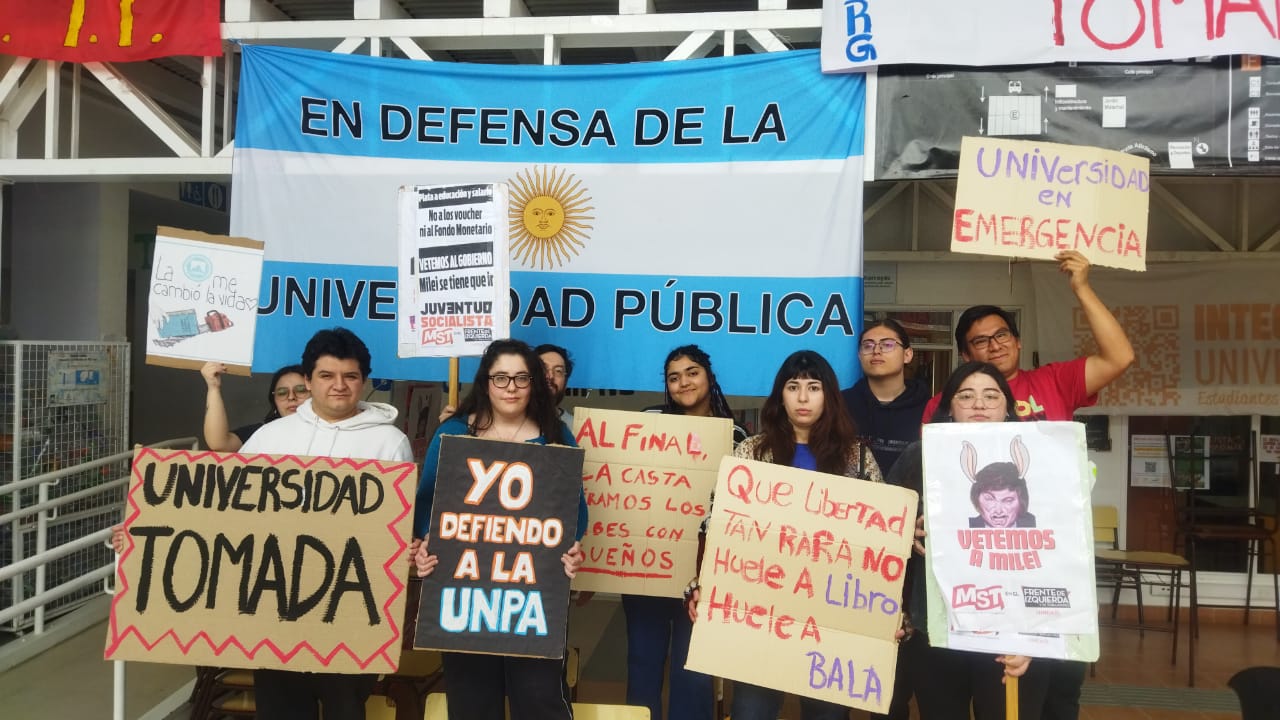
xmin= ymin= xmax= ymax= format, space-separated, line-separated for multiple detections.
xmin=240 ymin=326 xmax=414 ymax=720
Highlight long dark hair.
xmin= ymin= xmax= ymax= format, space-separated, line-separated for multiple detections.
xmin=454 ymin=339 xmax=564 ymax=442
xmin=756 ymin=350 xmax=858 ymax=475
xmin=929 ymin=361 xmax=1020 ymax=424
xmin=264 ymin=364 xmax=305 ymax=423
xmin=661 ymin=345 xmax=734 ymax=419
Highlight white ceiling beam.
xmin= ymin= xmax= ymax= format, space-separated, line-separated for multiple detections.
xmin=82 ymin=62 xmax=200 ymax=157
xmin=223 ymin=10 xmax=820 ymax=47
xmin=200 ymin=56 xmax=216 ymax=157
xmin=332 ymin=37 xmax=367 ymax=54
xmin=758 ymin=0 xmax=788 ymax=8
xmin=1151 ymin=183 xmax=1234 ymax=253
xmin=744 ymin=28 xmax=788 ymax=53
xmin=544 ymin=34 xmax=561 ymax=66
xmin=620 ymin=0 xmax=655 ymax=13
xmin=0 ymin=67 xmax=48 ymax=139
xmin=666 ymin=30 xmax=718 ymax=60
xmin=0 ymin=56 xmax=33 ymax=110
xmin=390 ymin=37 xmax=433 ymax=60
xmin=1254 ymin=218 xmax=1280 ymax=252
xmin=224 ymin=0 xmax=289 ymax=22
xmin=43 ymin=61 xmax=60 ymax=159
xmin=355 ymin=0 xmax=409 ymax=19
xmin=485 ymin=0 xmax=531 ymax=18
xmin=70 ymin=64 xmax=81 ymax=158
xmin=0 ymin=157 xmax=232 ymax=181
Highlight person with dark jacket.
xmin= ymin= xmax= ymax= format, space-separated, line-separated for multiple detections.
xmin=841 ymin=318 xmax=930 ymax=720
xmin=842 ymin=318 xmax=931 ymax=475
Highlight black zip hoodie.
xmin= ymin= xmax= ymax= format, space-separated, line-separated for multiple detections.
xmin=840 ymin=377 xmax=931 ymax=474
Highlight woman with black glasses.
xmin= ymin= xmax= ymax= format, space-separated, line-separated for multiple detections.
xmin=412 ymin=338 xmax=587 ymax=720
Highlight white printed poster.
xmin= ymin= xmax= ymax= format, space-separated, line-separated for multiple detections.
xmin=397 ymin=184 xmax=511 ymax=358
xmin=922 ymin=422 xmax=1098 ymax=661
xmin=145 ymin=227 xmax=264 ymax=375
xmin=1129 ymin=434 xmax=1171 ymax=488
xmin=1262 ymin=435 xmax=1280 ymax=464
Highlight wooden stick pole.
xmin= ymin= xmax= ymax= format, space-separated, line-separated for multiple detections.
xmin=448 ymin=357 xmax=460 ymax=408
xmin=1005 ymin=674 xmax=1019 ymax=720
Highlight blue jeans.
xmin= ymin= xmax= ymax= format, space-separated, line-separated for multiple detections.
xmin=622 ymin=594 xmax=713 ymax=720
xmin=730 ymin=681 xmax=850 ymax=720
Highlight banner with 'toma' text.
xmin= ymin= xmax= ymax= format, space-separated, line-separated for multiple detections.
xmin=232 ymin=46 xmax=866 ymax=395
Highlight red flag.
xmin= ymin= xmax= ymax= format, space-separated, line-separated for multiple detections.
xmin=0 ymin=1 xmax=222 ymax=63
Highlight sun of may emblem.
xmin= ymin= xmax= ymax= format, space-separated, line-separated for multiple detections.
xmin=507 ymin=166 xmax=595 ymax=269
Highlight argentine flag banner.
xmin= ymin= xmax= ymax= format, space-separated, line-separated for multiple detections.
xmin=232 ymin=45 xmax=866 ymax=395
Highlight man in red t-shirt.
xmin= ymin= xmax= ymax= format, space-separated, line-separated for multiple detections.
xmin=922 ymin=250 xmax=1134 ymax=720
xmin=921 ymin=250 xmax=1134 ymax=423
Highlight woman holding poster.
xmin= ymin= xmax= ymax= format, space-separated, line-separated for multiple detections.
xmin=693 ymin=349 xmax=882 ymax=720
xmin=412 ymin=339 xmax=587 ymax=720
xmin=623 ymin=345 xmax=745 ymax=720
xmin=887 ymin=362 xmax=1043 ymax=720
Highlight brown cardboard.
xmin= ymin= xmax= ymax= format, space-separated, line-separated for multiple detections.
xmin=686 ymin=457 xmax=918 ymax=713
xmin=951 ymin=136 xmax=1149 ymax=271
xmin=104 ymin=448 xmax=417 ymax=674
xmin=571 ymin=408 xmax=732 ymax=598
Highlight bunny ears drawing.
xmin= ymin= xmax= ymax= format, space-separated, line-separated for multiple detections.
xmin=963 ymin=436 xmax=1037 ymax=529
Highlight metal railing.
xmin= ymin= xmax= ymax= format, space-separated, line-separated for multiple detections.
xmin=0 ymin=437 xmax=198 ymax=631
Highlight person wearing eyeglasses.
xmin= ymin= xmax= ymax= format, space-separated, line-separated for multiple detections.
xmin=842 ymin=319 xmax=931 ymax=474
xmin=839 ymin=320 xmax=930 ymax=720
xmin=920 ymin=251 xmax=1133 ymax=720
xmin=921 ymin=250 xmax=1134 ymax=426
xmin=412 ymin=338 xmax=587 ymax=720
xmin=199 ymin=360 xmax=308 ymax=452
xmin=890 ymin=362 xmax=1043 ymax=720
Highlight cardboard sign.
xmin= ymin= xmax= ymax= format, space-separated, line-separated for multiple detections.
xmin=397 ymin=183 xmax=511 ymax=358
xmin=145 ymin=227 xmax=265 ymax=375
xmin=951 ymin=137 xmax=1149 ymax=272
xmin=686 ymin=457 xmax=917 ymax=713
xmin=105 ymin=448 xmax=417 ymax=673
xmin=922 ymin=422 xmax=1099 ymax=662
xmin=415 ymin=436 xmax=584 ymax=659
xmin=571 ymin=409 xmax=732 ymax=597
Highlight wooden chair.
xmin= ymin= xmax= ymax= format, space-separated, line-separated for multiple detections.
xmin=1171 ymin=431 xmax=1280 ymax=642
xmin=1091 ymin=504 xmax=1193 ymax=683
xmin=1093 ymin=506 xmax=1146 ymax=626
xmin=189 ymin=667 xmax=256 ymax=720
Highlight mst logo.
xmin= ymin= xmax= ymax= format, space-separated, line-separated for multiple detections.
xmin=422 ymin=328 xmax=454 ymax=346
xmin=953 ymin=584 xmax=1005 ymax=611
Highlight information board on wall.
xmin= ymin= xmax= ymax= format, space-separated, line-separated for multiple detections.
xmin=875 ymin=57 xmax=1280 ymax=179
xmin=105 ymin=449 xmax=417 ymax=673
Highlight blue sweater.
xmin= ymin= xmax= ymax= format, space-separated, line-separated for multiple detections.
xmin=413 ymin=416 xmax=589 ymax=541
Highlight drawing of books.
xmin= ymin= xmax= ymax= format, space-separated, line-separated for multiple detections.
xmin=156 ymin=309 xmax=199 ymax=338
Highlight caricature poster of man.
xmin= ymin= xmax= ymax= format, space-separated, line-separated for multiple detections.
xmin=921 ymin=422 xmax=1098 ymax=646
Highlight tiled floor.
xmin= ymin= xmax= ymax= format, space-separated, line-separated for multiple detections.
xmin=570 ymin=600 xmax=1280 ymax=720
xmin=1 ymin=597 xmax=1276 ymax=719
